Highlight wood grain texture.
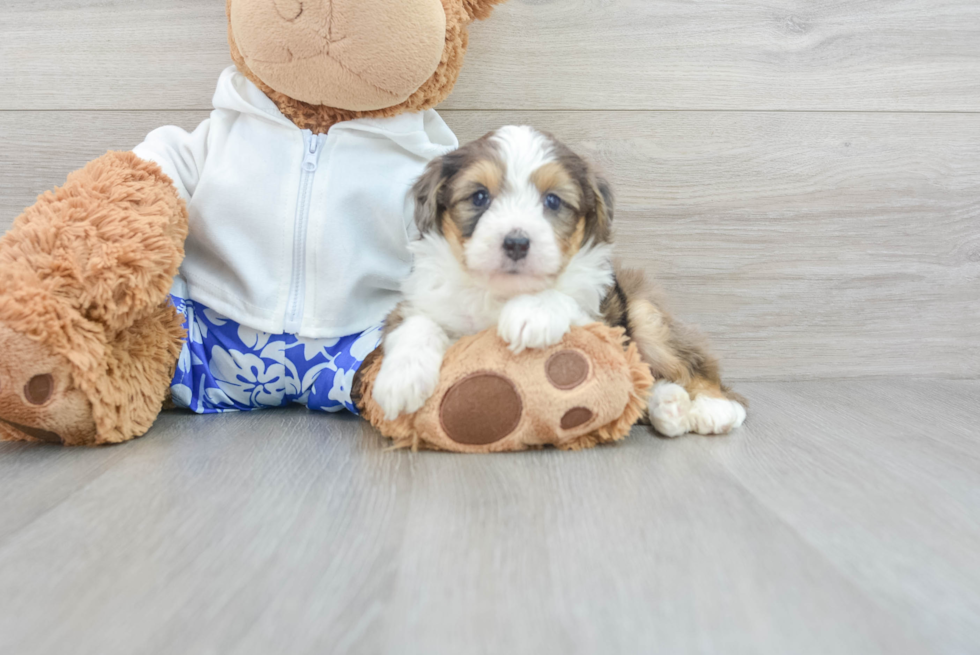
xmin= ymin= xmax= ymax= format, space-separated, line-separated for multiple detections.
xmin=0 ymin=379 xmax=976 ymax=655
xmin=2 ymin=110 xmax=977 ymax=380
xmin=2 ymin=0 xmax=979 ymax=111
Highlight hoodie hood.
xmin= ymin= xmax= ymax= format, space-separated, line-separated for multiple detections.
xmin=212 ymin=66 xmax=457 ymax=161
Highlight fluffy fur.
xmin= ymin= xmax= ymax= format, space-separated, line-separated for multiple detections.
xmin=373 ymin=126 xmax=746 ymax=436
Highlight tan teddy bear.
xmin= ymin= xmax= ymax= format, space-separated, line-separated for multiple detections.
xmin=0 ymin=0 xmax=651 ymax=451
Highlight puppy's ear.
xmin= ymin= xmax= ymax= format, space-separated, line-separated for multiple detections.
xmin=585 ymin=173 xmax=615 ymax=243
xmin=413 ymin=158 xmax=448 ymax=235
xmin=463 ymin=0 xmax=507 ymax=21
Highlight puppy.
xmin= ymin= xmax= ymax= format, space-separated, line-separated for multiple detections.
xmin=371 ymin=126 xmax=746 ymax=437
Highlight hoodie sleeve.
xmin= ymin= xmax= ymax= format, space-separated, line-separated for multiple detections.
xmin=132 ymin=119 xmax=211 ymax=202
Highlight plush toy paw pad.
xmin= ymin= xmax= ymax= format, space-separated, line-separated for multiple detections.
xmin=24 ymin=374 xmax=55 ymax=405
xmin=440 ymin=372 xmax=523 ymax=445
xmin=546 ymin=350 xmax=590 ymax=390
xmin=560 ymin=407 xmax=595 ymax=430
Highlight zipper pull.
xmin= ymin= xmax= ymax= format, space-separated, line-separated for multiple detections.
xmin=302 ymin=133 xmax=323 ymax=172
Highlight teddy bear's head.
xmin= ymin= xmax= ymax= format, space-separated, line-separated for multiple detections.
xmin=226 ymin=0 xmax=504 ymax=131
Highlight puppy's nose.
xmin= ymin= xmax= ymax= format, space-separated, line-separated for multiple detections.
xmin=503 ymin=232 xmax=531 ymax=262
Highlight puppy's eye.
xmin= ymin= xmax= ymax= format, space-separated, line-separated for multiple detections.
xmin=471 ymin=190 xmax=491 ymax=208
xmin=544 ymin=193 xmax=562 ymax=211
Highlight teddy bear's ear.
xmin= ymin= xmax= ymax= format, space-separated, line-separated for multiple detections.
xmin=463 ymin=0 xmax=508 ymax=21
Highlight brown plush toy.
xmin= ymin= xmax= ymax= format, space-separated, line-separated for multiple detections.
xmin=0 ymin=0 xmax=648 ymax=451
xmin=358 ymin=325 xmax=653 ymax=452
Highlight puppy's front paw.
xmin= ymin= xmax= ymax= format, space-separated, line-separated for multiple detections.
xmin=372 ymin=351 xmax=443 ymax=421
xmin=497 ymin=294 xmax=573 ymax=353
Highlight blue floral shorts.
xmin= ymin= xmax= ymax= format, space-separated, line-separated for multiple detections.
xmin=169 ymin=293 xmax=383 ymax=415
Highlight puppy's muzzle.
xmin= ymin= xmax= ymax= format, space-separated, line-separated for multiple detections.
xmin=503 ymin=230 xmax=531 ymax=262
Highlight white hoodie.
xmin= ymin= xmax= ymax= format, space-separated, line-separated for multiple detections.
xmin=133 ymin=66 xmax=458 ymax=338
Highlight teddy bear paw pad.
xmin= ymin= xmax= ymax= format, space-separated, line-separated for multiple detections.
xmin=560 ymin=407 xmax=595 ymax=430
xmin=440 ymin=372 xmax=523 ymax=445
xmin=545 ymin=350 xmax=590 ymax=390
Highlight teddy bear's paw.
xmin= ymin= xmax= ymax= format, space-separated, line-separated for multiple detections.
xmin=688 ymin=396 xmax=746 ymax=436
xmin=0 ymin=324 xmax=96 ymax=446
xmin=649 ymin=381 xmax=693 ymax=438
xmin=371 ymin=349 xmax=444 ymax=421
xmin=366 ymin=325 xmax=653 ymax=453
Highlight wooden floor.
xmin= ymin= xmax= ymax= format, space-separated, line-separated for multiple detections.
xmin=1 ymin=1 xmax=979 ymax=652
xmin=0 ymin=379 xmax=977 ymax=655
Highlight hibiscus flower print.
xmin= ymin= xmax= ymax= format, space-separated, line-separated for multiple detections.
xmin=208 ymin=346 xmax=286 ymax=407
xmin=169 ymin=289 xmax=383 ymax=415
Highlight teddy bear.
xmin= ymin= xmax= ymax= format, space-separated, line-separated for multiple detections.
xmin=0 ymin=0 xmax=652 ymax=450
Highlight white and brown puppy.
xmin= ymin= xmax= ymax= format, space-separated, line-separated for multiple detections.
xmin=372 ymin=126 xmax=746 ymax=437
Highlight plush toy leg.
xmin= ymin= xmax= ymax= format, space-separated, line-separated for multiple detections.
xmin=0 ymin=152 xmax=188 ymax=445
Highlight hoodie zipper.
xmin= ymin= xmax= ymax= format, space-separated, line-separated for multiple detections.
xmin=284 ymin=130 xmax=325 ymax=334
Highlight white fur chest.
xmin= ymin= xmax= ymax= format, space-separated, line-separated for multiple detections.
xmin=402 ymin=236 xmax=506 ymax=337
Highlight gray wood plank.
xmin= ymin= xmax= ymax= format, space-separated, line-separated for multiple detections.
xmin=2 ymin=110 xmax=978 ymax=380
xmin=0 ymin=0 xmax=230 ymax=111
xmin=707 ymin=379 xmax=980 ymax=654
xmin=0 ymin=379 xmax=977 ymax=654
xmin=2 ymin=0 xmax=979 ymax=111
xmin=0 ymin=111 xmax=209 ymax=223
xmin=0 ymin=442 xmax=129 ymax=545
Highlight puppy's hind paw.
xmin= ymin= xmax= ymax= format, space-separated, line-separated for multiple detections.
xmin=649 ymin=381 xmax=692 ymax=438
xmin=689 ymin=396 xmax=746 ymax=436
